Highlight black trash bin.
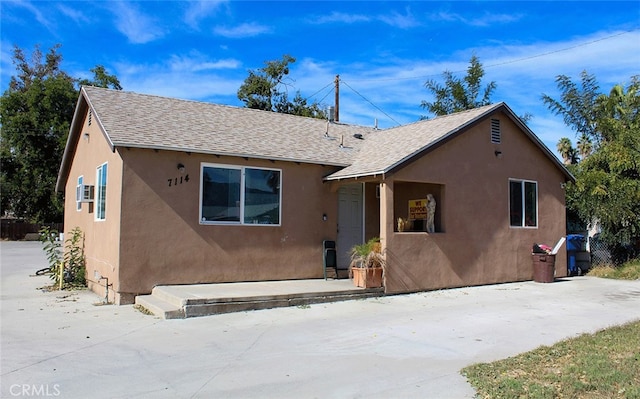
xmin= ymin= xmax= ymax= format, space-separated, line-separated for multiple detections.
xmin=532 ymin=254 xmax=556 ymax=283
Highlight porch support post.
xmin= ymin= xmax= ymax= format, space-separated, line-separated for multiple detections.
xmin=379 ymin=180 xmax=394 ymax=258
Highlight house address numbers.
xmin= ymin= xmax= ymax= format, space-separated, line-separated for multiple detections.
xmin=168 ymin=175 xmax=190 ymax=187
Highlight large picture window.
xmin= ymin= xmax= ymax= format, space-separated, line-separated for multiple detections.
xmin=96 ymin=163 xmax=107 ymax=221
xmin=200 ymin=164 xmax=281 ymax=226
xmin=509 ymin=179 xmax=537 ymax=227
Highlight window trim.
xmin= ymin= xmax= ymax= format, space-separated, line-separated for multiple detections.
xmin=95 ymin=162 xmax=107 ymax=221
xmin=199 ymin=162 xmax=282 ymax=226
xmin=76 ymin=175 xmax=84 ymax=211
xmin=509 ymin=178 xmax=538 ymax=228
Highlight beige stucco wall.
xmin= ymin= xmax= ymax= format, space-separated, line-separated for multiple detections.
xmin=381 ymin=112 xmax=568 ymax=294
xmin=63 ymin=111 xmax=123 ymax=303
xmin=116 ymin=148 xmax=341 ymax=300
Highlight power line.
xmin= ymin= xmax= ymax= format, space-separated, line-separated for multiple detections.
xmin=347 ymin=29 xmax=638 ymax=83
xmin=305 ymin=81 xmax=333 ymax=100
xmin=341 ymin=79 xmax=402 ymax=126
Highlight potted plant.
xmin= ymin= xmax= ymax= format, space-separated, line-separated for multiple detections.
xmin=349 ymin=237 xmax=385 ymax=288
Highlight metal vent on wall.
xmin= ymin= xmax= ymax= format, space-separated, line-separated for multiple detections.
xmin=490 ymin=118 xmax=501 ymax=144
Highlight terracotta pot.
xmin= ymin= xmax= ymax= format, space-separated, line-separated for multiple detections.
xmin=351 ymin=266 xmax=383 ymax=288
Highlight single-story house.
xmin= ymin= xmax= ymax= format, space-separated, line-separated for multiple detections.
xmin=56 ymin=86 xmax=573 ymax=304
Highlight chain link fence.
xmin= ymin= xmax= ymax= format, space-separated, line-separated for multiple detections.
xmin=589 ymin=236 xmax=612 ymax=266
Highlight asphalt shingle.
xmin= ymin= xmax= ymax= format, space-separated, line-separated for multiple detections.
xmin=83 ymin=86 xmax=376 ymax=167
xmin=325 ymin=103 xmax=502 ymax=180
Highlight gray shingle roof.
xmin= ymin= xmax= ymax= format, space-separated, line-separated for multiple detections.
xmin=82 ymin=86 xmax=376 ymax=166
xmin=325 ymin=103 xmax=503 ymax=180
xmin=57 ymin=87 xmax=572 ymax=192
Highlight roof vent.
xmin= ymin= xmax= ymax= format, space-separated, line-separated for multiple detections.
xmin=490 ymin=118 xmax=501 ymax=144
xmin=353 ymin=133 xmax=364 ymax=140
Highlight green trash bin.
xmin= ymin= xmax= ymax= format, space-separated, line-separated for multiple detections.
xmin=532 ymin=254 xmax=555 ymax=283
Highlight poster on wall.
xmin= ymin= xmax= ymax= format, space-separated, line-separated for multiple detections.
xmin=408 ymin=199 xmax=427 ymax=220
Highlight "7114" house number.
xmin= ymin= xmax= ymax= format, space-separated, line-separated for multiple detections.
xmin=168 ymin=175 xmax=189 ymax=187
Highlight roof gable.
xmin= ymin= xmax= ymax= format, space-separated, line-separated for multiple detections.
xmin=325 ymin=102 xmax=574 ymax=182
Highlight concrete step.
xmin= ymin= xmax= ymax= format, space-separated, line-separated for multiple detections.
xmin=149 ymin=285 xmax=191 ymax=308
xmin=135 ymin=294 xmax=184 ymax=319
xmin=134 ymin=281 xmax=385 ymax=319
xmin=183 ymin=290 xmax=383 ymax=318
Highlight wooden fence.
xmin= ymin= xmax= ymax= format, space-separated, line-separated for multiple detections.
xmin=1 ymin=219 xmax=63 ymax=241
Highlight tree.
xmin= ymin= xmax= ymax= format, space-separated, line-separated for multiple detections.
xmin=576 ymin=133 xmax=592 ymax=160
xmin=78 ymin=65 xmax=122 ymax=90
xmin=553 ymin=75 xmax=640 ymax=263
xmin=542 ymin=71 xmax=600 ymax=154
xmin=420 ymin=55 xmax=497 ymax=117
xmin=1 ymin=45 xmax=76 ymax=222
xmin=237 ymin=55 xmax=325 ymax=118
xmin=1 ymin=45 xmax=122 ymax=222
xmin=556 ymin=137 xmax=578 ymax=165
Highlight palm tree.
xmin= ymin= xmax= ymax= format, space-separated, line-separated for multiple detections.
xmin=576 ymin=133 xmax=593 ymax=160
xmin=557 ymin=137 xmax=577 ymax=165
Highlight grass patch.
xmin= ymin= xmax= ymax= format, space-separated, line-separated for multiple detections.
xmin=462 ymin=320 xmax=640 ymax=398
xmin=588 ymin=258 xmax=640 ymax=280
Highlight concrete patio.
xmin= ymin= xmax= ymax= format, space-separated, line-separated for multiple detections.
xmin=135 ymin=279 xmax=384 ymax=319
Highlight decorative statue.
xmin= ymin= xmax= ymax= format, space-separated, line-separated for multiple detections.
xmin=426 ymin=194 xmax=436 ymax=233
xmin=397 ymin=217 xmax=405 ymax=232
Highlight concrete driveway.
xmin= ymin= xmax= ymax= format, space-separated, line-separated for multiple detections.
xmin=2 ymin=241 xmax=639 ymax=399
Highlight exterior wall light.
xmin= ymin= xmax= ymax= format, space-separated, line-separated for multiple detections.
xmin=177 ymin=163 xmax=185 ymax=173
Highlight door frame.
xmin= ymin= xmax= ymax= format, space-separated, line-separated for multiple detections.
xmin=337 ymin=183 xmax=365 ymax=269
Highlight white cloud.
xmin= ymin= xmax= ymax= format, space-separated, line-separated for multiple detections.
xmin=110 ymin=2 xmax=164 ymax=44
xmin=311 ymin=8 xmax=418 ymax=29
xmin=429 ymin=11 xmax=522 ymax=27
xmin=167 ymin=52 xmax=241 ymax=72
xmin=312 ymin=11 xmax=370 ymax=24
xmin=214 ymin=22 xmax=271 ymax=38
xmin=0 ymin=40 xmax=17 ymax=89
xmin=184 ymin=0 xmax=227 ymax=29
xmin=57 ymin=4 xmax=90 ymax=25
xmin=5 ymin=0 xmax=55 ymax=30
xmin=377 ymin=8 xmax=419 ymax=29
xmin=112 ymin=52 xmax=245 ymax=103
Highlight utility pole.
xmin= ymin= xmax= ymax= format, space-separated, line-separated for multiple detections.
xmin=334 ymin=74 xmax=340 ymax=122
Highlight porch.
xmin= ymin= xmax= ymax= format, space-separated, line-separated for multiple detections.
xmin=135 ymin=279 xmax=385 ymax=319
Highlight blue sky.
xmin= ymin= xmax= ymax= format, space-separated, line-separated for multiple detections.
xmin=2 ymin=1 xmax=639 ymax=157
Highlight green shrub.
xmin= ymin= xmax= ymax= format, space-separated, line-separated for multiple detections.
xmin=39 ymin=226 xmax=86 ymax=289
xmin=588 ymin=258 xmax=640 ymax=280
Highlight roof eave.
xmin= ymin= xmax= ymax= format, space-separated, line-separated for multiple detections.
xmin=55 ymin=87 xmax=117 ymax=193
xmin=55 ymin=91 xmax=87 ymax=192
xmin=324 ymin=169 xmax=386 ymax=181
xmin=500 ymin=103 xmax=576 ymax=182
xmin=113 ymin=143 xmax=350 ymax=168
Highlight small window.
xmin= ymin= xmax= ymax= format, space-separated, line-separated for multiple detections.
xmin=200 ymin=163 xmax=281 ymax=226
xmin=76 ymin=176 xmax=84 ymax=211
xmin=509 ymin=179 xmax=537 ymax=227
xmin=95 ymin=163 xmax=107 ymax=221
xmin=491 ymin=118 xmax=501 ymax=144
